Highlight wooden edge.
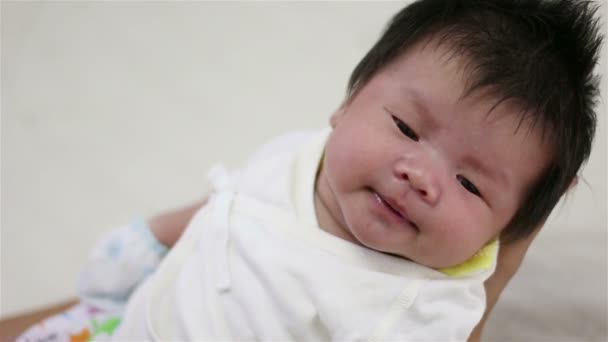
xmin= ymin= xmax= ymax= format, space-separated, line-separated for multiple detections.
xmin=0 ymin=299 xmax=79 ymax=342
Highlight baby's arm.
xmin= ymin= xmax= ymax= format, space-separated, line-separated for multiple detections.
xmin=12 ymin=200 xmax=208 ymax=341
xmin=148 ymin=198 xmax=207 ymax=248
xmin=78 ymin=198 xmax=208 ymax=311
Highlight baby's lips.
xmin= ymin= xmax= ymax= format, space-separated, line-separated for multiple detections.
xmin=386 ymin=196 xmax=420 ymax=231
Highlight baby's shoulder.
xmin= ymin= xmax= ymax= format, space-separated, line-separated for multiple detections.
xmin=244 ymin=129 xmax=320 ymax=165
xmin=215 ymin=129 xmax=322 ymax=206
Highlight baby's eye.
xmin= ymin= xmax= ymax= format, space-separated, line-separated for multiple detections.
xmin=392 ymin=116 xmax=419 ymax=141
xmin=457 ymin=175 xmax=481 ymax=197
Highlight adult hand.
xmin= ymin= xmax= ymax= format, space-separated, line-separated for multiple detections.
xmin=468 ymin=226 xmax=541 ymax=341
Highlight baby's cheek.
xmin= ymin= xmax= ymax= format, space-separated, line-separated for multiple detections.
xmin=436 ymin=215 xmax=486 ymax=263
xmin=327 ymin=139 xmax=376 ymax=182
xmin=324 ymin=148 xmax=356 ymax=188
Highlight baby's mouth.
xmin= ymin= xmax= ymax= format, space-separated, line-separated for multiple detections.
xmin=374 ymin=192 xmax=419 ymax=231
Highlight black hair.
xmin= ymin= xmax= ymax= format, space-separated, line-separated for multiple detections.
xmin=348 ymin=0 xmax=603 ymax=242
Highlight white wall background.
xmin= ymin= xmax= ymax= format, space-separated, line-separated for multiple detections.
xmin=2 ymin=1 xmax=606 ymax=340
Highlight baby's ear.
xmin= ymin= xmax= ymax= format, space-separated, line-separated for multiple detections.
xmin=329 ymin=104 xmax=348 ymax=128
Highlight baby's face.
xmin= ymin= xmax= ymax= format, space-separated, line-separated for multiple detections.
xmin=315 ymin=42 xmax=552 ymax=268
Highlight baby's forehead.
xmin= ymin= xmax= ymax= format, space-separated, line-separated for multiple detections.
xmin=359 ymin=36 xmax=556 ymax=154
xmin=378 ymin=40 xmax=490 ymax=104
xmin=387 ymin=44 xmax=542 ymax=121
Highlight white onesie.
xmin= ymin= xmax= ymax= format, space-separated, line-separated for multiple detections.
xmin=111 ymin=128 xmax=497 ymax=341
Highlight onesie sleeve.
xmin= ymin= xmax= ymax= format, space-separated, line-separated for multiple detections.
xmin=77 ymin=219 xmax=168 ymax=314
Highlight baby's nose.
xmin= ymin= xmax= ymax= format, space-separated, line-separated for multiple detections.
xmin=397 ymin=162 xmax=441 ymax=206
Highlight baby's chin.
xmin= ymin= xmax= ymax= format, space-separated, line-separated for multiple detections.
xmin=406 ymin=249 xmax=483 ymax=270
xmin=361 ymin=239 xmax=477 ymax=270
xmin=391 ymin=252 xmax=464 ymax=270
xmin=345 ymin=219 xmax=481 ymax=269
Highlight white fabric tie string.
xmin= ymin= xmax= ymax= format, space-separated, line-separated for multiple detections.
xmin=207 ymin=164 xmax=236 ymax=292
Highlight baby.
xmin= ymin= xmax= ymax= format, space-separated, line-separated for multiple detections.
xmin=18 ymin=0 xmax=602 ymax=341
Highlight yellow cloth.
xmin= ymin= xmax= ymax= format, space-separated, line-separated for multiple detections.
xmin=439 ymin=239 xmax=499 ymax=277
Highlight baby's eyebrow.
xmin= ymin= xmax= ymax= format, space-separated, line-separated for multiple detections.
xmin=403 ymin=87 xmax=440 ymax=130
